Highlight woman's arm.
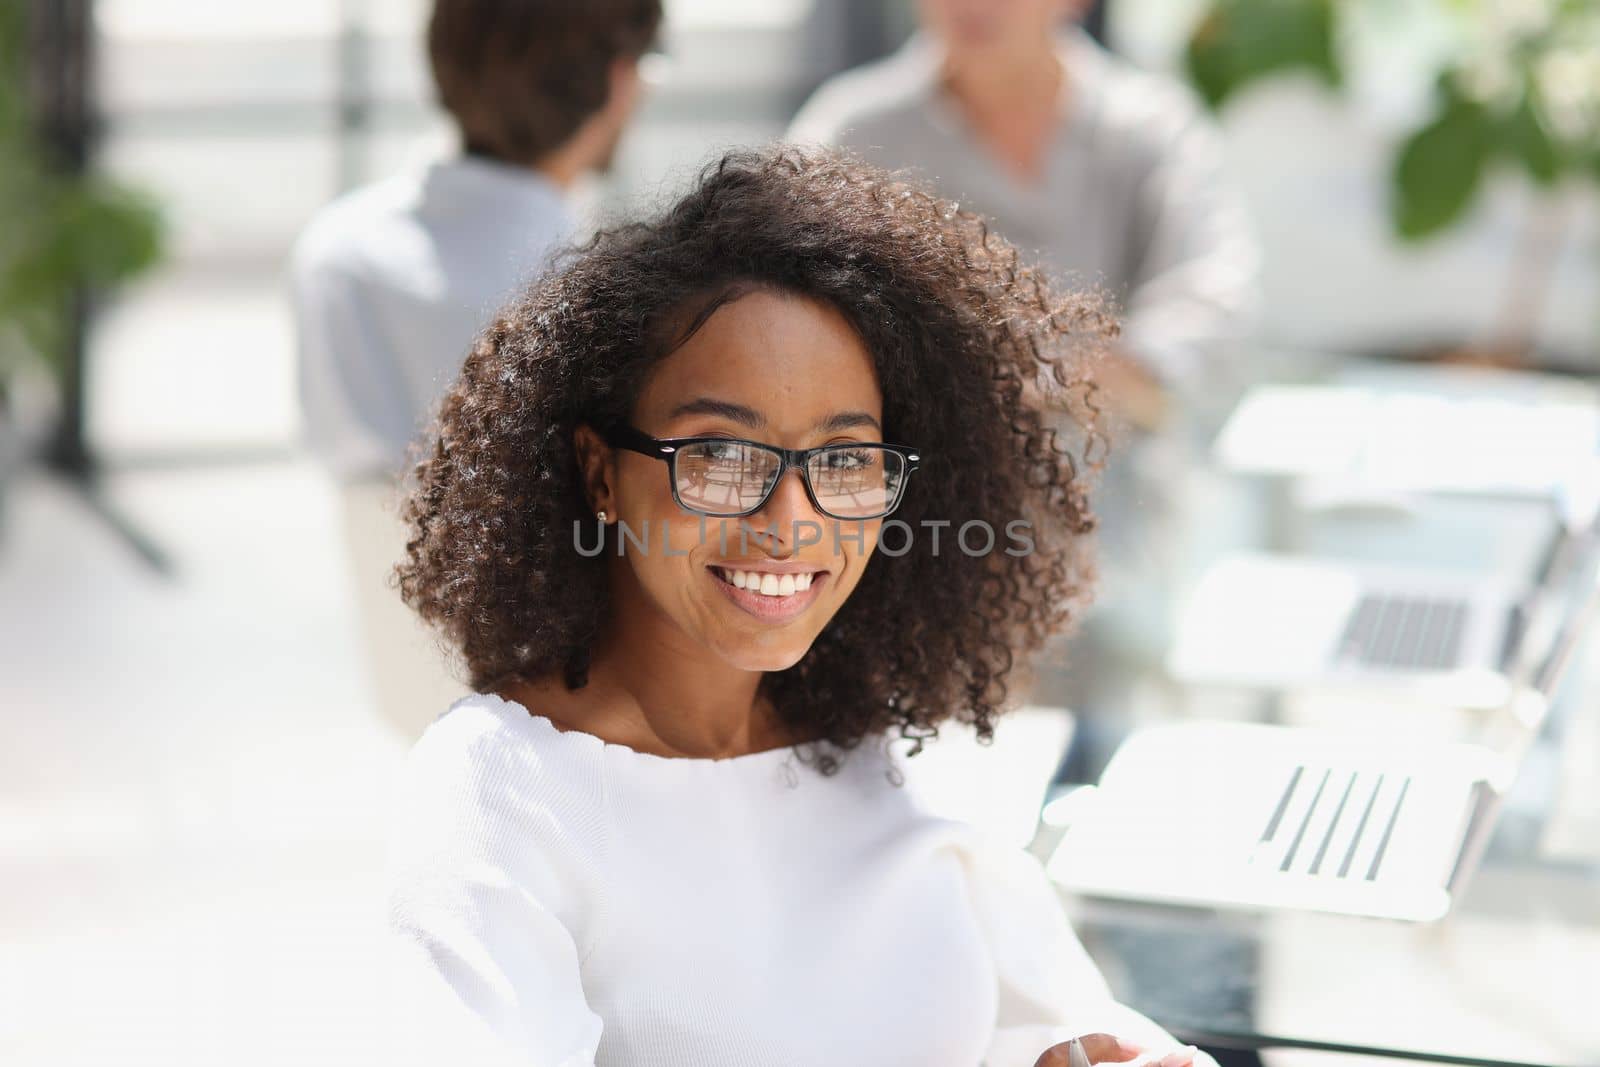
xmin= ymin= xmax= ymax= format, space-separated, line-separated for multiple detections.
xmin=961 ymin=835 xmax=1212 ymax=1067
xmin=1119 ymin=97 xmax=1262 ymax=397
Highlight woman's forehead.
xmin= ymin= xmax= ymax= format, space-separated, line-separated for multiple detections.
xmin=633 ymin=290 xmax=883 ymax=426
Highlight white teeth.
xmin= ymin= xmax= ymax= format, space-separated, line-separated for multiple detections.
xmin=719 ymin=568 xmax=820 ymax=597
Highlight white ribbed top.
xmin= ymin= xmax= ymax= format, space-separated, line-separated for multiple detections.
xmin=382 ymin=693 xmax=1187 ymax=1067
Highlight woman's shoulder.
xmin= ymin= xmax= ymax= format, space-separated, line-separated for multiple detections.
xmin=400 ymin=692 xmax=607 ymax=822
xmin=413 ymin=688 xmax=562 ymax=755
xmin=387 ymin=693 xmax=609 ymax=933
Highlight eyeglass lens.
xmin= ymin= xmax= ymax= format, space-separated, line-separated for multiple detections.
xmin=672 ymin=441 xmax=905 ymax=519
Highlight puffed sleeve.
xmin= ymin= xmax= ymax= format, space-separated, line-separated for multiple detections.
xmin=382 ymin=702 xmax=608 ymax=1067
xmin=963 ymin=836 xmax=1211 ymax=1067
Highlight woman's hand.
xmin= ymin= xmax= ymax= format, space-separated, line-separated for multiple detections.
xmin=1094 ymin=350 xmax=1170 ymax=434
xmin=1032 ymin=1032 xmax=1199 ymax=1067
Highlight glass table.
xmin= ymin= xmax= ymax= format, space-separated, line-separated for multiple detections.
xmin=1040 ymin=566 xmax=1600 ymax=1067
xmin=1063 ymin=844 xmax=1600 ymax=1066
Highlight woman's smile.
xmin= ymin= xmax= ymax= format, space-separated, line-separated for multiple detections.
xmin=707 ymin=562 xmax=833 ymax=622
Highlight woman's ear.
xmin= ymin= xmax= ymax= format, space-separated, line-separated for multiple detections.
xmin=573 ymin=424 xmax=616 ymax=521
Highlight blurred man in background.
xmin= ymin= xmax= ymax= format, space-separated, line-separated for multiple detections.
xmin=291 ymin=0 xmax=661 ymax=740
xmin=790 ymin=0 xmax=1261 ymax=771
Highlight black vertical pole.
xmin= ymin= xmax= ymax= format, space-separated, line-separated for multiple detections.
xmin=1082 ymin=0 xmax=1110 ymax=47
xmin=835 ymin=0 xmax=895 ymax=71
xmin=31 ymin=0 xmax=94 ymax=477
xmin=792 ymin=0 xmax=899 ymax=111
xmin=336 ymin=0 xmax=370 ymax=193
xmin=27 ymin=0 xmax=171 ymax=571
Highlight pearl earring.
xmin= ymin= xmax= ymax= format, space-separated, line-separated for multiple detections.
xmin=597 ymin=510 xmax=607 ymax=523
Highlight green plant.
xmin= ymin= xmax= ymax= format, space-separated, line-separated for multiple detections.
xmin=1189 ymin=0 xmax=1600 ymax=238
xmin=0 ymin=1 xmax=164 ymax=384
xmin=1184 ymin=0 xmax=1600 ymax=358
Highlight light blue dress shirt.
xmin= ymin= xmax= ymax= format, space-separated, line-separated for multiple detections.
xmin=291 ymin=154 xmax=576 ymax=482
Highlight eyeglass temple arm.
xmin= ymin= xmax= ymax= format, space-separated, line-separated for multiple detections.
xmin=601 ymin=424 xmax=671 ymax=458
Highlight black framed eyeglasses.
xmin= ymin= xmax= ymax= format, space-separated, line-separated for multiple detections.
xmin=603 ymin=424 xmax=920 ymax=521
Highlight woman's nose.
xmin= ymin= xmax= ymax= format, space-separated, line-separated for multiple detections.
xmin=751 ymin=468 xmax=821 ymax=546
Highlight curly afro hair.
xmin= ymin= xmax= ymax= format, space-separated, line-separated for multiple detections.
xmin=397 ymin=144 xmax=1115 ymax=772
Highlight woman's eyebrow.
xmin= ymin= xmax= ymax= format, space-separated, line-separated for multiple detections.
xmin=665 ymin=400 xmax=881 ymax=434
xmin=814 ymin=411 xmax=881 ymax=433
xmin=666 ymin=398 xmax=765 ymax=427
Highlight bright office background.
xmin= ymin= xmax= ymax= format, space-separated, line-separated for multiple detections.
xmin=75 ymin=0 xmax=1600 ymax=459
xmin=3 ymin=1 xmax=1598 ymax=1064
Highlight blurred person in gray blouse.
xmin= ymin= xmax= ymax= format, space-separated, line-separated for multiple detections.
xmin=789 ymin=0 xmax=1260 ymax=431
xmin=790 ymin=0 xmax=1261 ymax=749
xmin=289 ymin=0 xmax=661 ymax=740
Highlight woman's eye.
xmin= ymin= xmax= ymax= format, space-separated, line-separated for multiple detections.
xmin=703 ymin=441 xmax=745 ymax=462
xmin=825 ymin=449 xmax=873 ymax=470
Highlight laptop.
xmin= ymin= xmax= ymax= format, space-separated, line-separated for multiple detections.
xmin=1046 ymin=544 xmax=1600 ymax=922
xmin=1167 ymin=518 xmax=1583 ymax=710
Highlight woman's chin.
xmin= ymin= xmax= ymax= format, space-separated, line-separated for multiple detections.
xmin=709 ymin=635 xmax=813 ymax=675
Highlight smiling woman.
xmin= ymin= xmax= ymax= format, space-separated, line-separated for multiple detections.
xmin=397 ymin=146 xmax=1112 ymax=762
xmin=384 ymin=145 xmax=1204 ymax=1067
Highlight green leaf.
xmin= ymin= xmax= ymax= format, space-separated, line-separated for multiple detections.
xmin=1184 ymin=0 xmax=1341 ymax=112
xmin=0 ymin=4 xmax=166 ymax=378
xmin=1186 ymin=10 xmax=1236 ymax=110
xmin=1500 ymin=93 xmax=1562 ymax=186
xmin=57 ymin=180 xmax=166 ymax=285
xmin=1392 ymin=94 xmax=1494 ymax=241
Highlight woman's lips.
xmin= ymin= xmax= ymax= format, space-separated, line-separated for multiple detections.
xmin=708 ymin=565 xmax=830 ymax=623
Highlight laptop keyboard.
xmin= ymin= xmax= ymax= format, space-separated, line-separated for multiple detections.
xmin=1337 ymin=593 xmax=1469 ymax=670
xmin=1252 ymin=765 xmax=1412 ymax=881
